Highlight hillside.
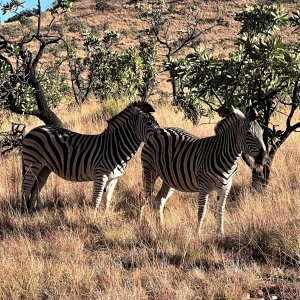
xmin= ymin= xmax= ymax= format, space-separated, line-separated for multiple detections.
xmin=0 ymin=1 xmax=300 ymax=299
xmin=3 ymin=0 xmax=298 ymax=55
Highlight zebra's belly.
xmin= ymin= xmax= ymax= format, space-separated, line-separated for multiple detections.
xmin=52 ymin=169 xmax=95 ymax=182
xmin=48 ymin=164 xmax=125 ymax=182
xmin=198 ymin=170 xmax=236 ymax=191
xmin=157 ymin=168 xmax=235 ymax=193
xmin=157 ymin=171 xmax=200 ymax=193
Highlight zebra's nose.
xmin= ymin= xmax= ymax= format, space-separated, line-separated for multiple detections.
xmin=255 ymin=148 xmax=268 ymax=166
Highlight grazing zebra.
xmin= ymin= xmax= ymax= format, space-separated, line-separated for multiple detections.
xmin=22 ymin=101 xmax=159 ymax=212
xmin=141 ymin=107 xmax=267 ymax=236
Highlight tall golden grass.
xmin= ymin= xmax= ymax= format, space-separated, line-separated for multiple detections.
xmin=0 ymin=100 xmax=299 ymax=299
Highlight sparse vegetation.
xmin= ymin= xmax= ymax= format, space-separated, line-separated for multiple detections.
xmin=94 ymin=0 xmax=115 ymax=12
xmin=63 ymin=14 xmax=86 ymax=33
xmin=1 ymin=102 xmax=300 ymax=299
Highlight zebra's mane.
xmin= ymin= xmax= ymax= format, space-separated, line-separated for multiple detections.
xmin=214 ymin=112 xmax=239 ymax=135
xmin=106 ymin=101 xmax=155 ymax=130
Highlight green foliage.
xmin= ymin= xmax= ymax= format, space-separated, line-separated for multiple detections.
xmin=91 ymin=45 xmax=144 ymax=100
xmin=290 ymin=10 xmax=300 ymax=31
xmin=0 ymin=40 xmax=69 ymax=113
xmin=68 ymin=31 xmax=157 ymax=103
xmin=166 ymin=49 xmax=219 ymax=123
xmin=39 ymin=68 xmax=70 ymax=109
xmin=56 ymin=0 xmax=73 ymax=11
xmin=4 ymin=8 xmax=38 ymax=23
xmin=1 ymin=69 xmax=69 ymax=114
xmin=167 ymin=4 xmax=300 ymax=154
xmin=1 ymin=0 xmax=24 ymax=15
xmin=139 ymin=40 xmax=158 ymax=100
xmin=235 ymin=4 xmax=289 ymax=35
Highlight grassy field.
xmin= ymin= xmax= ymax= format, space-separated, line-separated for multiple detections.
xmin=1 ymin=0 xmax=300 ymax=299
xmin=0 ymin=101 xmax=300 ymax=299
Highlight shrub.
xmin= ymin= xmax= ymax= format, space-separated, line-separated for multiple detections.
xmin=94 ymin=0 xmax=115 ymax=12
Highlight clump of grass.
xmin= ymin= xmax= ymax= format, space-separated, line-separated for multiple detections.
xmin=222 ymin=219 xmax=300 ymax=267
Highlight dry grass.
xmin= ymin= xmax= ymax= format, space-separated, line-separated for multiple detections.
xmin=0 ymin=101 xmax=300 ymax=300
xmin=1 ymin=1 xmax=300 ymax=299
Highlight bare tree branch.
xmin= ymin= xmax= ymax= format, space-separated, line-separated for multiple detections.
xmin=0 ymin=123 xmax=25 ymax=156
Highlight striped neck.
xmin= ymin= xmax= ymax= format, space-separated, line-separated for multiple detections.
xmin=106 ymin=108 xmax=134 ymax=133
xmin=213 ymin=124 xmax=244 ymax=167
xmin=106 ymin=118 xmax=141 ymax=164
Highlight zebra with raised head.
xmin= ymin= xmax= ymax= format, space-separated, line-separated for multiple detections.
xmin=22 ymin=101 xmax=159 ymax=212
xmin=141 ymin=107 xmax=267 ymax=236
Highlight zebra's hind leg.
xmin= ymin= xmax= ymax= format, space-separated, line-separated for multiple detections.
xmin=140 ymin=166 xmax=158 ymax=223
xmin=93 ymin=171 xmax=109 ymax=216
xmin=216 ymin=180 xmax=232 ymax=236
xmin=30 ymin=167 xmax=51 ymax=211
xmin=103 ymin=178 xmax=119 ymax=213
xmin=22 ymin=162 xmax=43 ymax=212
xmin=154 ymin=182 xmax=174 ymax=226
xmin=197 ymin=191 xmax=210 ymax=236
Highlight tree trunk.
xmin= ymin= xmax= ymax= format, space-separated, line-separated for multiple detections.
xmin=29 ymin=76 xmax=63 ymax=127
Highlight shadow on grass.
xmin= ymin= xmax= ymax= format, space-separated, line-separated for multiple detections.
xmin=218 ymin=222 xmax=300 ymax=268
xmin=114 ymin=187 xmax=142 ymax=220
xmin=155 ymin=250 xmax=225 ymax=271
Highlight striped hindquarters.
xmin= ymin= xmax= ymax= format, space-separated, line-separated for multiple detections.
xmin=22 ymin=126 xmax=103 ymax=181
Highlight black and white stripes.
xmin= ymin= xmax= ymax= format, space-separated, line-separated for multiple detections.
xmin=141 ymin=107 xmax=267 ymax=235
xmin=22 ymin=101 xmax=159 ymax=212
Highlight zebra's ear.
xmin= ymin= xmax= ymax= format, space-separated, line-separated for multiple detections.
xmin=139 ymin=102 xmax=155 ymax=113
xmin=132 ymin=101 xmax=155 ymax=114
xmin=241 ymin=107 xmax=257 ymax=122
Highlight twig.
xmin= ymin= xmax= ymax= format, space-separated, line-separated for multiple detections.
xmin=0 ymin=123 xmax=25 ymax=156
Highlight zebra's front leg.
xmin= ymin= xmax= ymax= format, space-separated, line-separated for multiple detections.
xmin=154 ymin=182 xmax=174 ymax=226
xmin=197 ymin=191 xmax=210 ymax=236
xmin=93 ymin=173 xmax=109 ymax=215
xmin=103 ymin=178 xmax=119 ymax=213
xmin=216 ymin=181 xmax=232 ymax=236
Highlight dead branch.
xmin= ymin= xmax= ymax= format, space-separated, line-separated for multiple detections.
xmin=0 ymin=123 xmax=25 ymax=156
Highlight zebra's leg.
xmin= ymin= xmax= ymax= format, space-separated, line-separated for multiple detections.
xmin=216 ymin=181 xmax=232 ymax=236
xmin=22 ymin=162 xmax=43 ymax=212
xmin=197 ymin=192 xmax=210 ymax=236
xmin=140 ymin=166 xmax=158 ymax=222
xmin=154 ymin=182 xmax=175 ymax=226
xmin=93 ymin=172 xmax=109 ymax=214
xmin=30 ymin=167 xmax=51 ymax=211
xmin=103 ymin=178 xmax=119 ymax=213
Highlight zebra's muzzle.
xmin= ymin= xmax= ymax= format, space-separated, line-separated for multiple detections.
xmin=255 ymin=148 xmax=268 ymax=166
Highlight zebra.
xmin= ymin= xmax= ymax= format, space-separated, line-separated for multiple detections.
xmin=22 ymin=101 xmax=159 ymax=212
xmin=141 ymin=107 xmax=267 ymax=236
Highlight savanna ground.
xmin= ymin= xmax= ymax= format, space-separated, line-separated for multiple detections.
xmin=1 ymin=0 xmax=300 ymax=299
xmin=0 ymin=100 xmax=300 ymax=300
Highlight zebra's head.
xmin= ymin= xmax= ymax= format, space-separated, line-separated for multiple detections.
xmin=131 ymin=101 xmax=159 ymax=141
xmin=233 ymin=107 xmax=267 ymax=165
